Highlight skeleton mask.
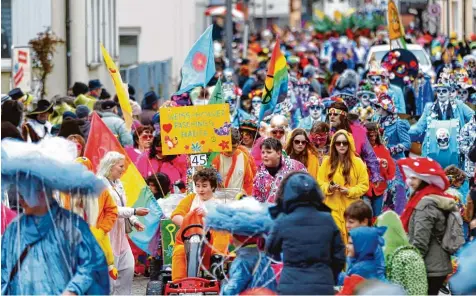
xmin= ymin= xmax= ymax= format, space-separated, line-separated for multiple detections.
xmin=357 ymin=91 xmax=376 ymax=107
xmin=251 ymin=96 xmax=262 ymax=117
xmin=226 ymin=95 xmax=237 ymax=114
xmin=309 ymin=104 xmax=323 ymax=120
xmin=368 ymin=75 xmax=383 ymax=86
xmin=224 ymin=68 xmax=234 ymax=82
xmin=457 ymin=87 xmax=469 ymax=102
xmin=435 ymin=87 xmax=450 ymax=103
xmin=436 ymin=128 xmax=450 ymax=150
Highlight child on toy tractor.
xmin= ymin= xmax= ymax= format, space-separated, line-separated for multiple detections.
xmin=171 ymin=168 xmax=231 ymax=281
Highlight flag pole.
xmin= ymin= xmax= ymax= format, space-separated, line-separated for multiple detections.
xmin=225 ymin=0 xmax=234 ymax=67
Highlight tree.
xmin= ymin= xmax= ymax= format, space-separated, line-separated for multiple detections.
xmin=29 ymin=29 xmax=64 ymax=99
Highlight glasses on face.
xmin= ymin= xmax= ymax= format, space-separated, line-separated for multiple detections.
xmin=272 ymin=129 xmax=285 ymax=135
xmin=328 ymin=108 xmax=346 ymax=117
xmin=141 ymin=133 xmax=153 ymax=140
xmin=293 ymin=139 xmax=308 ymax=145
xmin=374 ymin=105 xmax=382 ymax=110
xmin=335 ymin=140 xmax=349 ymax=147
xmin=252 ymin=99 xmax=261 ymax=104
xmin=309 ymin=105 xmax=322 ymax=111
xmin=436 ymin=88 xmax=449 ymax=95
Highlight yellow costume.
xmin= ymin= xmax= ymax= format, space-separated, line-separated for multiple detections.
xmin=61 ymin=157 xmax=119 ymax=279
xmin=306 ymin=149 xmax=320 ymax=180
xmin=171 ymin=193 xmax=230 ymax=280
xmin=317 ymin=130 xmax=369 ymax=243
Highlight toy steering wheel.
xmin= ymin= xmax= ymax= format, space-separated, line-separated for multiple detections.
xmin=180 ymin=224 xmax=212 ymax=242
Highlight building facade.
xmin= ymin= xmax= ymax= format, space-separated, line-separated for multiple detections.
xmin=1 ymin=0 xmax=117 ymax=98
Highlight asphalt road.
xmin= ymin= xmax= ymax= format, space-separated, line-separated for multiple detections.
xmin=132 ymin=276 xmax=149 ymax=295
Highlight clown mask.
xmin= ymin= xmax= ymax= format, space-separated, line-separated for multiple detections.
xmin=436 ymin=128 xmax=450 ymax=150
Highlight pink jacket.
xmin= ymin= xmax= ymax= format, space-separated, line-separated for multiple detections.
xmin=1 ymin=204 xmax=17 ymax=235
xmin=124 ymin=146 xmax=147 ymax=166
xmin=136 ymin=153 xmax=187 ymax=185
xmin=350 ymin=122 xmax=366 ymax=155
xmin=251 ymin=137 xmax=265 ymax=167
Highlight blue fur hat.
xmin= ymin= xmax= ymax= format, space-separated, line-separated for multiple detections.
xmin=205 ymin=197 xmax=273 ymax=236
xmin=2 ymin=138 xmax=105 ymax=207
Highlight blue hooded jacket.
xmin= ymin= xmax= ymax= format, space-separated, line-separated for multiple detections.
xmin=266 ymin=173 xmax=346 ymax=295
xmin=221 ymin=247 xmax=277 ymax=295
xmin=347 ymin=226 xmax=387 ymax=281
xmin=1 ymin=201 xmax=109 ymax=295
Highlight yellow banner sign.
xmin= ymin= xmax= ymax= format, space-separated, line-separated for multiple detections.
xmin=159 ymin=104 xmax=232 ymax=155
xmin=388 ymin=0 xmax=403 ymax=40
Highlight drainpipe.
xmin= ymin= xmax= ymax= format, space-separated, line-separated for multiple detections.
xmin=65 ymin=0 xmax=72 ymax=89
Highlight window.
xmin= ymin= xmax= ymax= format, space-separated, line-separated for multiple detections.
xmin=119 ymin=35 xmax=138 ymax=67
xmin=86 ymin=0 xmax=117 ymax=66
xmin=1 ymin=0 xmax=12 ymax=59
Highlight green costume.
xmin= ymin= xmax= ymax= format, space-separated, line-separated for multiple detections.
xmin=377 ymin=211 xmax=428 ymax=295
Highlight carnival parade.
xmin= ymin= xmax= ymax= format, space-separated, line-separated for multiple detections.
xmin=1 ymin=0 xmax=476 ymax=295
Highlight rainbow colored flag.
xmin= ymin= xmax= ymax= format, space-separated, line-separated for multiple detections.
xmin=84 ymin=113 xmax=162 ymax=254
xmin=259 ymin=38 xmax=288 ymax=122
xmin=101 ymin=44 xmax=133 ymax=131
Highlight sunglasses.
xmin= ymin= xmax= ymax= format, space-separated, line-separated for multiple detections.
xmin=252 ymin=99 xmax=261 ymax=104
xmin=141 ymin=134 xmax=153 ymax=140
xmin=335 ymin=140 xmax=349 ymax=147
xmin=328 ymin=108 xmax=346 ymax=116
xmin=374 ymin=105 xmax=382 ymax=110
xmin=272 ymin=129 xmax=285 ymax=135
xmin=436 ymin=88 xmax=449 ymax=94
xmin=309 ymin=105 xmax=322 ymax=111
xmin=293 ymin=139 xmax=308 ymax=145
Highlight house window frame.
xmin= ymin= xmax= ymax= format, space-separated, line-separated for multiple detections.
xmin=86 ymin=0 xmax=117 ymax=68
xmin=119 ymin=27 xmax=141 ymax=67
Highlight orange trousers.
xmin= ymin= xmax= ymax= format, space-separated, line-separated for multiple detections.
xmin=171 ymin=230 xmax=230 ymax=280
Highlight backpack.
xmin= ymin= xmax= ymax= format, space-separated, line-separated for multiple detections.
xmin=439 ymin=210 xmax=465 ymax=254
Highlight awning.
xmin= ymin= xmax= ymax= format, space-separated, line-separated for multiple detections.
xmin=205 ymin=6 xmax=244 ymax=20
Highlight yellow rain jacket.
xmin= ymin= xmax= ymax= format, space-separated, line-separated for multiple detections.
xmin=317 ymin=130 xmax=369 ymax=243
xmin=306 ymin=149 xmax=320 ymax=180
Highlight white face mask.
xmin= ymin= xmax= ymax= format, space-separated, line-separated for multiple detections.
xmin=435 ymin=87 xmax=450 ymax=103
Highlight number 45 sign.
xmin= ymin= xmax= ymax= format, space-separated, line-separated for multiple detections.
xmin=190 ymin=154 xmax=207 ymax=167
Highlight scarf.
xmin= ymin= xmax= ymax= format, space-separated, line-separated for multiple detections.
xmin=400 ymin=184 xmax=454 ymax=232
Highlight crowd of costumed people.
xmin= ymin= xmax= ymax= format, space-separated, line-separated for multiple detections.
xmin=2 ymin=20 xmax=476 ymax=296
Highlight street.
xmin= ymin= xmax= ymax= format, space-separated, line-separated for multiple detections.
xmin=132 ymin=276 xmax=149 ymax=295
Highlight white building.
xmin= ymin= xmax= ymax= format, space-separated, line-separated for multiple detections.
xmin=1 ymin=0 xmax=117 ymax=98
xmin=438 ymin=0 xmax=476 ymax=39
xmin=116 ymin=0 xmax=208 ymax=94
xmin=1 ymin=0 xmax=207 ymax=99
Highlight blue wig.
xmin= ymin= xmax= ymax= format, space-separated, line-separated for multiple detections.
xmin=2 ymin=138 xmax=105 ymax=207
xmin=205 ymin=198 xmax=273 ymax=236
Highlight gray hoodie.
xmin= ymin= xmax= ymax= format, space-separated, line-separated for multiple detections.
xmin=408 ymin=194 xmax=456 ymax=277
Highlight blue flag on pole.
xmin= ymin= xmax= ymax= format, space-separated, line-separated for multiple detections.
xmin=175 ymin=25 xmax=216 ymax=95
